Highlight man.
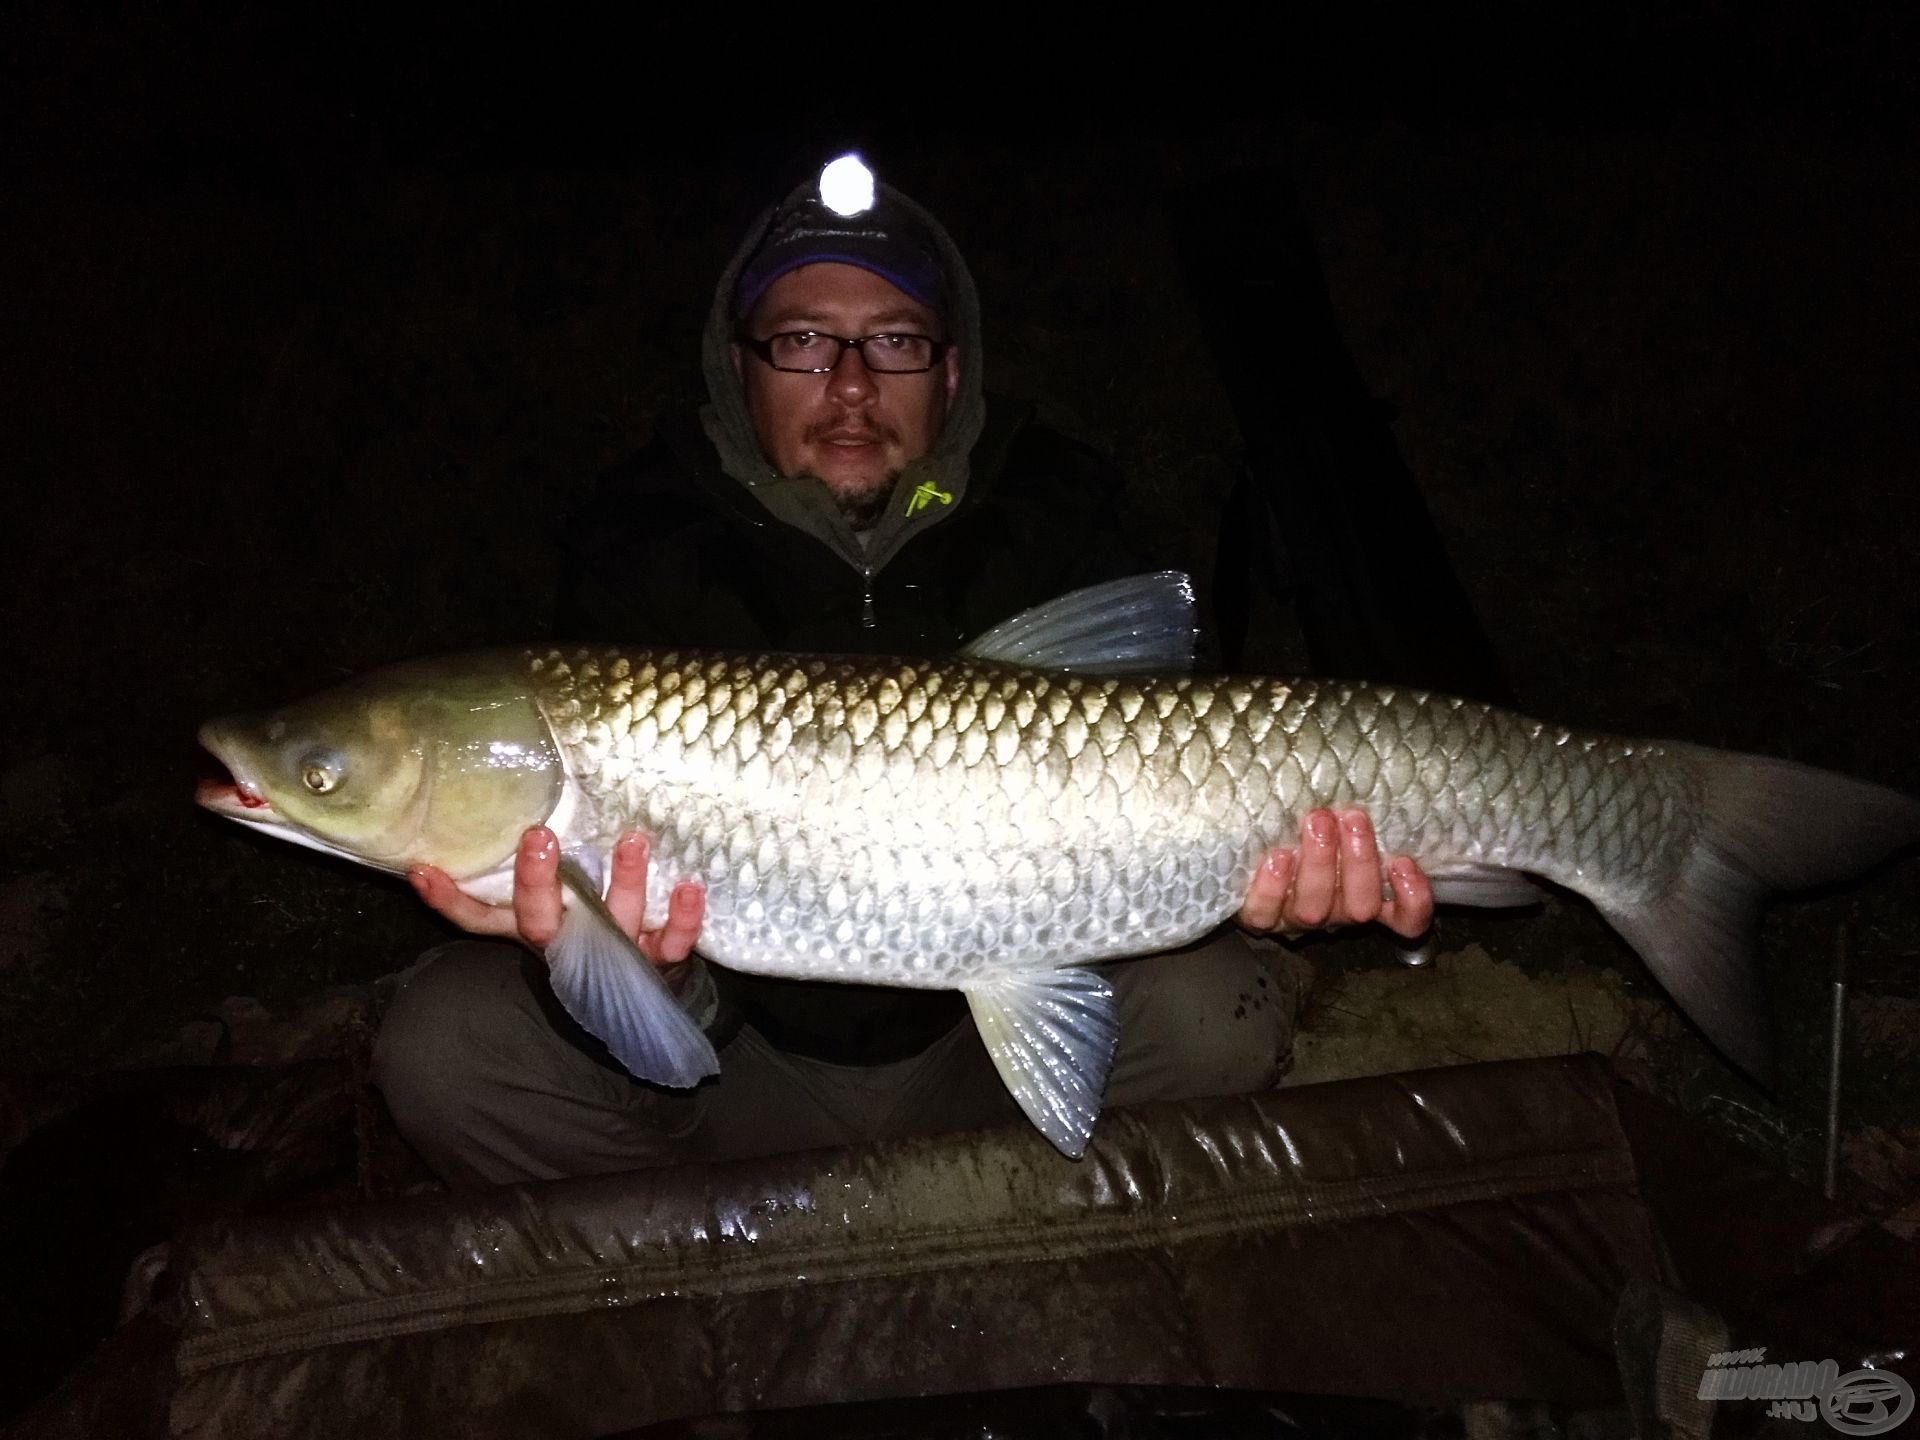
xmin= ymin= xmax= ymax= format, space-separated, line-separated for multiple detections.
xmin=375 ymin=158 xmax=1433 ymax=1188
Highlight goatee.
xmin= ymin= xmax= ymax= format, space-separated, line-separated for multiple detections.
xmin=838 ymin=483 xmax=894 ymax=532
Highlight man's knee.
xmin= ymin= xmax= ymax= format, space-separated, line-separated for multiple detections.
xmin=1107 ymin=933 xmax=1307 ymax=1107
xmin=373 ymin=940 xmax=705 ymax=1187
xmin=371 ymin=941 xmax=538 ymax=1135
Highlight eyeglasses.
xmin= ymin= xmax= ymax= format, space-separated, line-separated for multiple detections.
xmin=738 ymin=330 xmax=952 ymax=375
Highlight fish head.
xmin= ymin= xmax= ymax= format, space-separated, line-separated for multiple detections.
xmin=197 ymin=655 xmax=563 ymax=879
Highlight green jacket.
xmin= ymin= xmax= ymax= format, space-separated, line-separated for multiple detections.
xmin=557 ymin=398 xmax=1151 ymax=653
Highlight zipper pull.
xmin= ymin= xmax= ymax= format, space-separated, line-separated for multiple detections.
xmin=861 ymin=571 xmax=877 ymax=629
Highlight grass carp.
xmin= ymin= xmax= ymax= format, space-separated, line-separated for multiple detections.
xmin=197 ymin=574 xmax=1920 ymax=1157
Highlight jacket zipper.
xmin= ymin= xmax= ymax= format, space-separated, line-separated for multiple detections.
xmin=861 ymin=566 xmax=877 ymax=629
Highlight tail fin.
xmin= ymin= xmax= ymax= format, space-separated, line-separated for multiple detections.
xmin=1596 ymin=746 xmax=1920 ymax=1085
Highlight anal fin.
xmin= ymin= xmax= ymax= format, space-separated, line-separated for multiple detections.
xmin=965 ymin=967 xmax=1119 ymax=1159
xmin=1425 ymin=863 xmax=1548 ymax=909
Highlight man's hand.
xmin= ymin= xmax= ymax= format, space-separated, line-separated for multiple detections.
xmin=1237 ymin=808 xmax=1434 ymax=940
xmin=409 ymin=827 xmax=705 ymax=968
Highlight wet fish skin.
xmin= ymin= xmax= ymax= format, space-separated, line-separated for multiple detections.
xmin=536 ymin=642 xmax=1919 ymax=1096
xmin=540 ymin=652 xmax=1684 ymax=985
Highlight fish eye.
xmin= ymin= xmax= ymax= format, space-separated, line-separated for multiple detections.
xmin=299 ymin=751 xmax=343 ymax=794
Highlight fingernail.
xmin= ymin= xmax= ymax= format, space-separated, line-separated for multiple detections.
xmin=1308 ymin=812 xmax=1337 ymax=850
xmin=406 ymin=866 xmax=429 ymax=893
xmin=524 ymin=829 xmax=556 ymax=860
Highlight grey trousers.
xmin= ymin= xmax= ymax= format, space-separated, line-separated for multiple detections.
xmin=372 ymin=932 xmax=1301 ymax=1189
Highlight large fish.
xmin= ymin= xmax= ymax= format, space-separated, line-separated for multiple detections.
xmin=198 ymin=574 xmax=1919 ymax=1157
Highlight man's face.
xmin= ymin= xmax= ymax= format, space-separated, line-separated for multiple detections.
xmin=734 ymin=262 xmax=959 ymax=529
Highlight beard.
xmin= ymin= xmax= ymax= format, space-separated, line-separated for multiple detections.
xmin=835 ymin=474 xmax=897 ymax=532
xmin=804 ymin=415 xmax=902 ymax=531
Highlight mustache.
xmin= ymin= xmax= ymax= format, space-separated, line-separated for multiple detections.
xmin=808 ymin=416 xmax=898 ymax=444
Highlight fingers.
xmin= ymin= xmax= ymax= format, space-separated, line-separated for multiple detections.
xmin=1378 ymin=856 xmax=1436 ymax=939
xmin=638 ymin=882 xmax=706 ymax=967
xmin=1287 ymin=809 xmax=1342 ymax=927
xmin=412 ymin=827 xmax=712 ymax=962
xmin=408 ymin=863 xmax=519 ymax=937
xmin=606 ymin=830 xmax=707 ymax=969
xmin=1337 ymin=810 xmax=1385 ymax=926
xmin=604 ymin=832 xmax=651 ymax=938
xmin=511 ymin=826 xmax=565 ymax=949
xmin=1238 ymin=808 xmax=1435 ymax=940
xmin=1235 ymin=848 xmax=1294 ymax=931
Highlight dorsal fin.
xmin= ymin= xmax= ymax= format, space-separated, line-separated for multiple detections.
xmin=960 ymin=571 xmax=1197 ymax=674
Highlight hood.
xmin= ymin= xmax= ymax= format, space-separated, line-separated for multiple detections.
xmin=697 ymin=177 xmax=988 ymax=575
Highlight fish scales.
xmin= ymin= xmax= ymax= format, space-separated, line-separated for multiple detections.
xmin=534 ymin=647 xmax=1699 ymax=987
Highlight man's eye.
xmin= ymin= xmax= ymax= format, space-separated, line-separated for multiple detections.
xmin=786 ymin=332 xmax=824 ymax=349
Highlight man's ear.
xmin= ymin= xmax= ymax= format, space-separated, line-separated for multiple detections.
xmin=943 ymin=346 xmax=960 ymax=400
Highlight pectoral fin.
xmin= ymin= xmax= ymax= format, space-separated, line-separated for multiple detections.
xmin=964 ymin=967 xmax=1120 ymax=1159
xmin=546 ymin=858 xmax=720 ymax=1088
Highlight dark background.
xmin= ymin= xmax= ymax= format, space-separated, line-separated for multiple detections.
xmin=1 ymin=10 xmax=1916 ymax=1106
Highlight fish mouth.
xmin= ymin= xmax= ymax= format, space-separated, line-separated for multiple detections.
xmin=195 ymin=726 xmax=280 ymax=824
xmin=195 ymin=772 xmax=273 ymax=817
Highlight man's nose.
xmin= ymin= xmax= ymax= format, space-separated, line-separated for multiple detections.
xmin=825 ymin=343 xmax=878 ymax=403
